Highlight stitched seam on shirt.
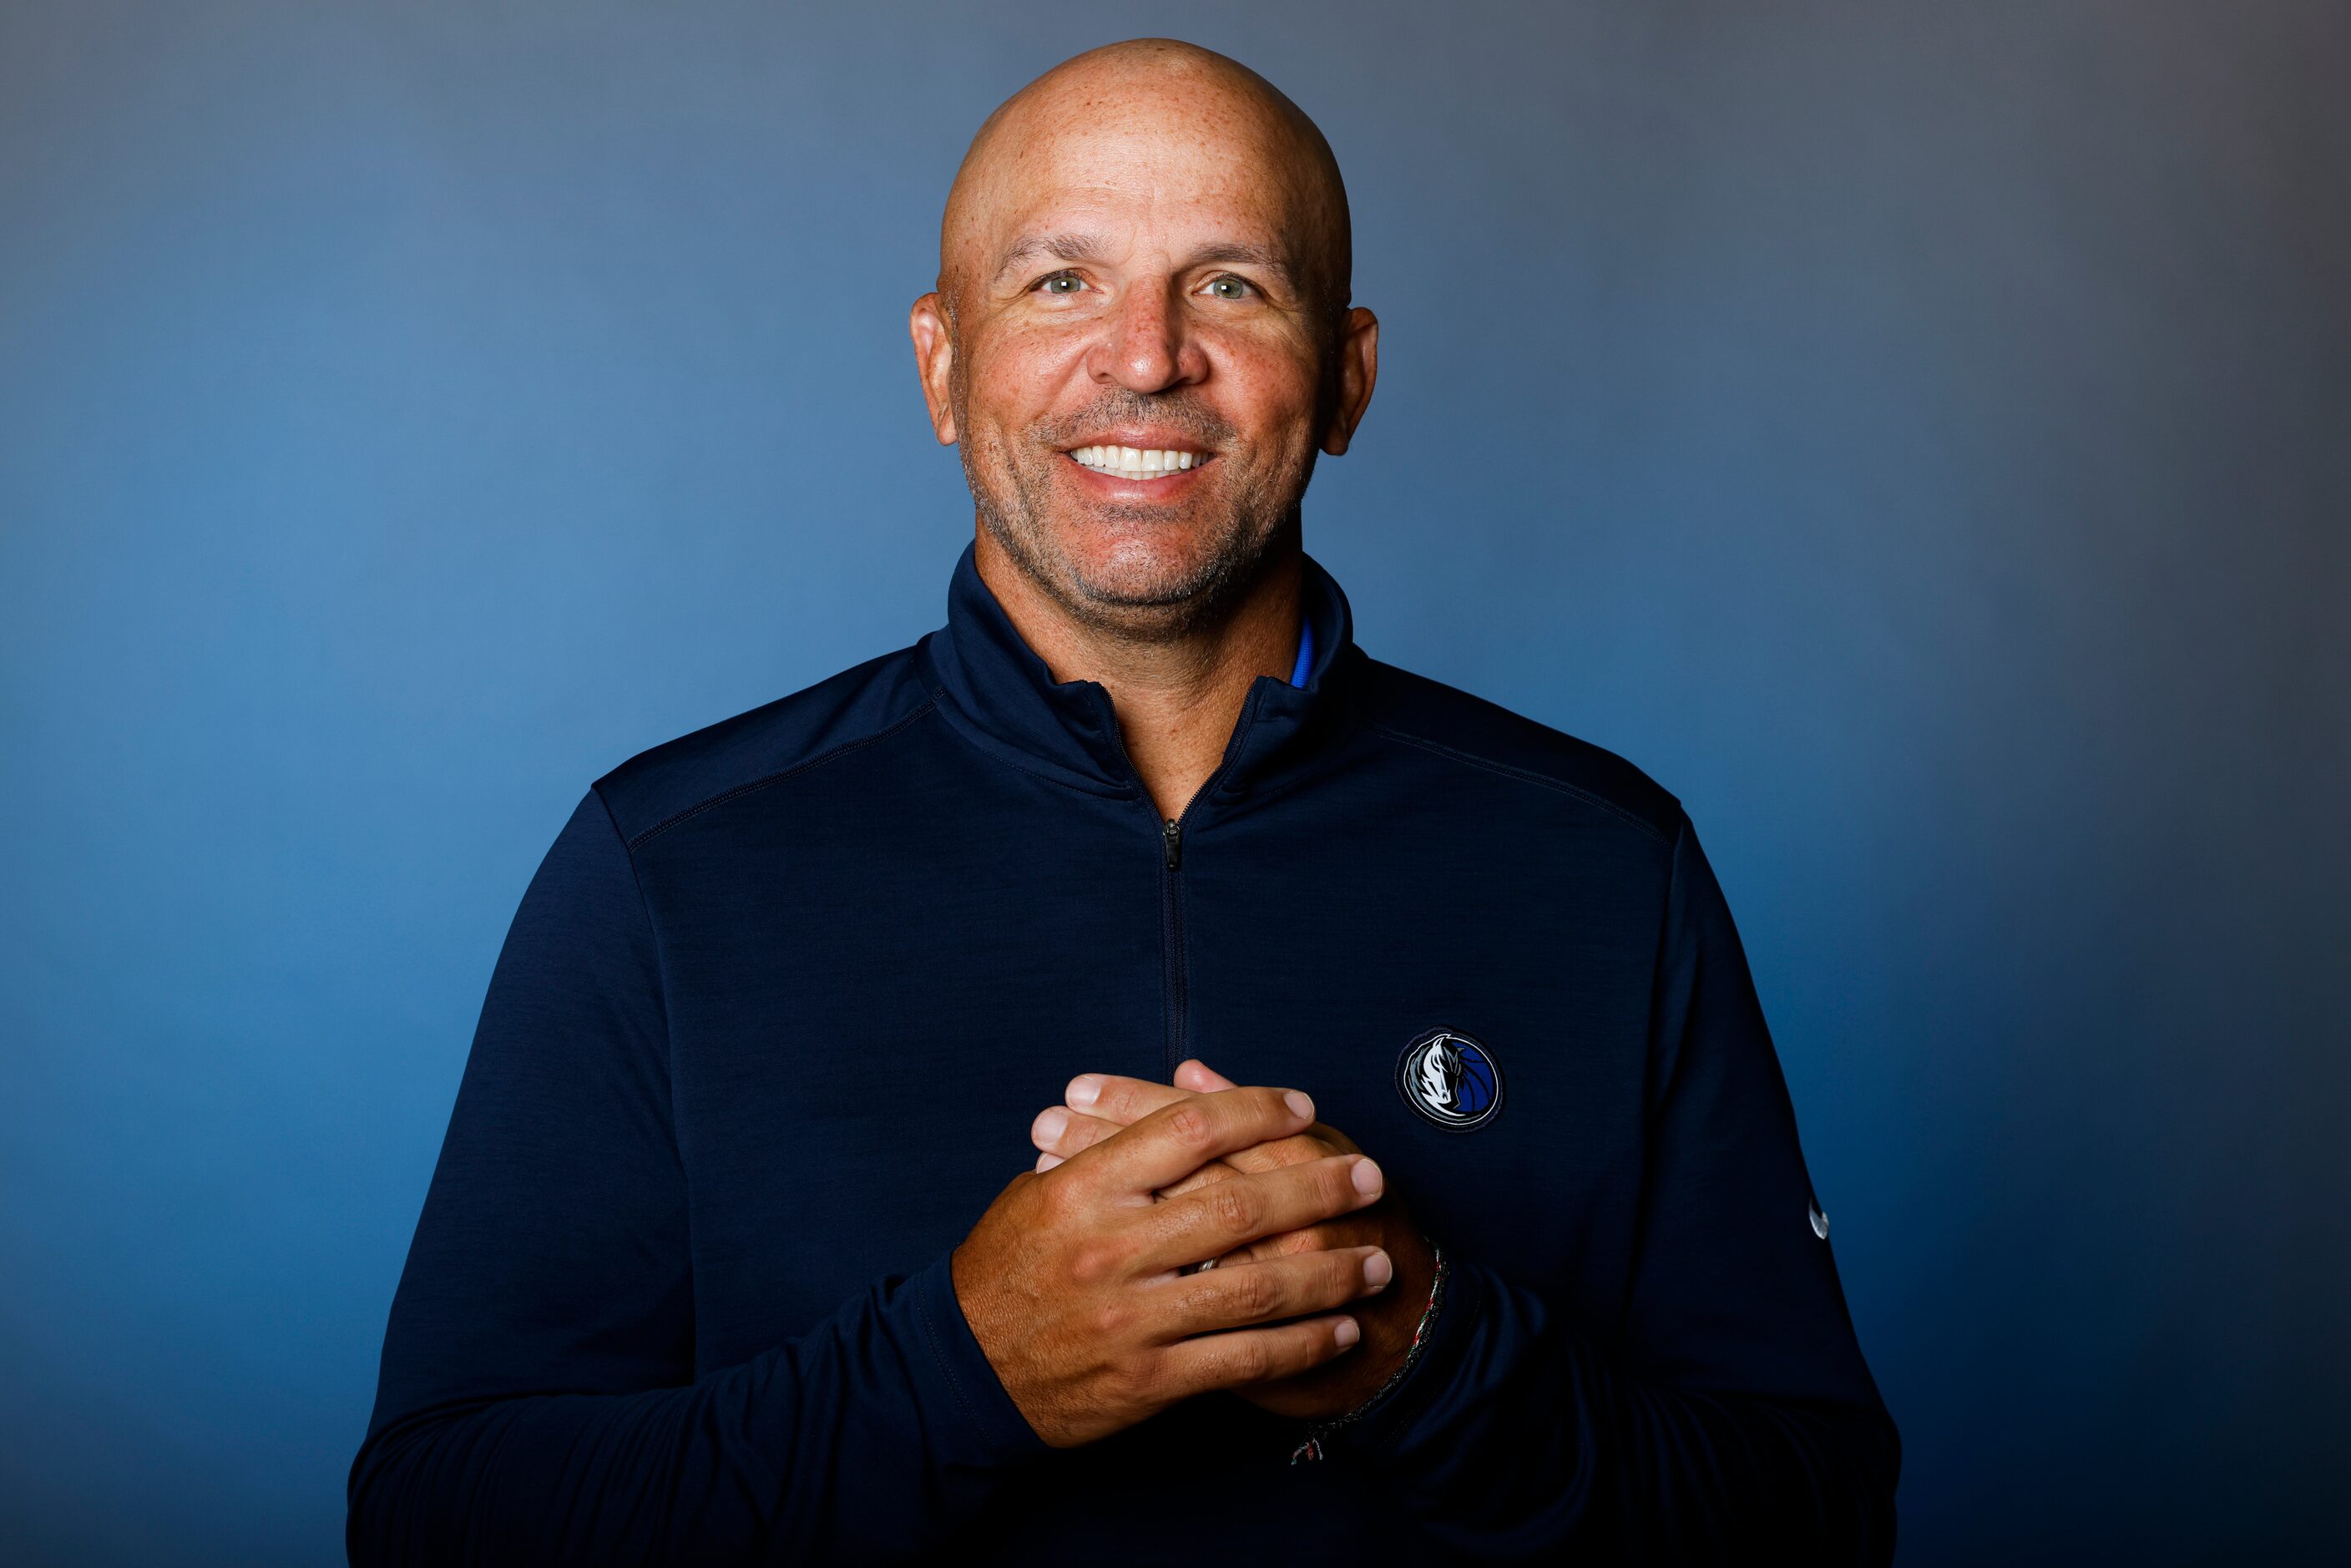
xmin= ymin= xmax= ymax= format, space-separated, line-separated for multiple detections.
xmin=592 ymin=784 xmax=698 ymax=1318
xmin=1367 ymin=724 xmax=1671 ymax=844
xmin=626 ymin=701 xmax=939 ymax=851
xmin=923 ymin=682 xmax=1140 ymax=801
xmin=594 ymin=785 xmax=679 ymax=1080
xmin=914 ymin=1277 xmax=1000 ymax=1450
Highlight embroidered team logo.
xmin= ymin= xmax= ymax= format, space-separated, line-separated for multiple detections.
xmin=1396 ymin=1029 xmax=1504 ymax=1130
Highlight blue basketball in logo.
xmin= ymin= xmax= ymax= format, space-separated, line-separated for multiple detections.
xmin=1397 ymin=1029 xmax=1504 ymax=1130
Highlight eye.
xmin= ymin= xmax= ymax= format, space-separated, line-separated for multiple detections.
xmin=1035 ymin=271 xmax=1088 ymax=296
xmin=1201 ymin=275 xmax=1252 ymax=301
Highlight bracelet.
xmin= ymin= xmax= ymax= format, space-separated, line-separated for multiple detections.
xmin=1289 ymin=1239 xmax=1449 ymax=1464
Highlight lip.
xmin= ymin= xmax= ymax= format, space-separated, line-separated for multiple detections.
xmin=1058 ymin=427 xmax=1216 ymax=457
xmin=1063 ymin=452 xmax=1209 ymax=496
xmin=1059 ymin=428 xmax=1216 ymax=494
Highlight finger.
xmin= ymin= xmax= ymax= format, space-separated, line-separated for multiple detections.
xmin=1155 ymin=1313 xmax=1361 ymax=1398
xmin=1039 ymin=1115 xmax=1252 ymax=1200
xmin=1064 ymin=1072 xmax=1194 ymax=1129
xmin=1213 ymin=1219 xmax=1355 ymax=1267
xmin=1134 ymin=1152 xmax=1383 ymax=1268
xmin=1072 ymin=1086 xmax=1318 ymax=1196
xmin=1032 ymin=1106 xmax=1125 ymax=1159
xmin=1035 ymin=1108 xmax=1241 ymax=1184
xmin=1155 ymin=1133 xmax=1332 ymax=1196
xmin=1174 ymin=1059 xmax=1238 ymax=1093
xmin=1154 ymin=1246 xmax=1392 ymax=1338
xmin=1214 ymin=1120 xmax=1363 ymax=1169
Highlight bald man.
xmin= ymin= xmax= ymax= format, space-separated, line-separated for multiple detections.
xmin=351 ymin=40 xmax=1898 ymax=1566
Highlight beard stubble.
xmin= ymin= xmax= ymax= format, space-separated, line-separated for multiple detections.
xmin=955 ymin=385 xmax=1315 ymax=640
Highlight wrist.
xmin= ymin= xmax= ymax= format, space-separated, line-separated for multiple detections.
xmin=1290 ymin=1237 xmax=1450 ymax=1463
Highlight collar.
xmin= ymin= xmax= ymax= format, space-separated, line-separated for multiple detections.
xmin=919 ymin=541 xmax=1363 ymax=806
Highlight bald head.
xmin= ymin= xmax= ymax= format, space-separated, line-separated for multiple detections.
xmin=907 ymin=40 xmax=1378 ymax=652
xmin=938 ymin=40 xmax=1352 ymax=327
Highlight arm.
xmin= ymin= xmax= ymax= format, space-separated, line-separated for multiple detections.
xmin=1319 ymin=811 xmax=1899 ymax=1560
xmin=346 ymin=792 xmax=1046 ymax=1565
xmin=350 ymin=792 xmax=1388 ymax=1563
xmin=1032 ymin=811 xmax=1899 ymax=1560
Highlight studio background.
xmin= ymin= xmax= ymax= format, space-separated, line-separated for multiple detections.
xmin=3 ymin=3 xmax=2344 ymax=1563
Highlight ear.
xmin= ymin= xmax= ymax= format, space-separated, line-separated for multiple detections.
xmin=908 ymin=292 xmax=958 ymax=445
xmin=1318 ymin=306 xmax=1379 ymax=457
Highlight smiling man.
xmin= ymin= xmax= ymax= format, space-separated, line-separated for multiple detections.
xmin=351 ymin=38 xmax=1898 ymax=1566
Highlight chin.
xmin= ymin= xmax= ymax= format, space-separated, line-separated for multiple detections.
xmin=971 ymin=453 xmax=1288 ymax=627
xmin=1039 ymin=513 xmax=1252 ymax=612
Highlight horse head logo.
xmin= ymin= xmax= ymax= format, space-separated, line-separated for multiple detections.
xmin=1397 ymin=1029 xmax=1503 ymax=1130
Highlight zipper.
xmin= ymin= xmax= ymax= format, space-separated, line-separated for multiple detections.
xmin=1141 ymin=683 xmax=1270 ymax=1074
xmin=1160 ymin=816 xmax=1188 ymax=1072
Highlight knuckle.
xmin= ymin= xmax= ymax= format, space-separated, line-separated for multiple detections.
xmin=1223 ymin=1267 xmax=1277 ymax=1322
xmin=1068 ymin=1238 xmax=1120 ymax=1286
xmin=1105 ymin=1352 xmax=1155 ymax=1405
xmin=1163 ymin=1101 xmax=1213 ymax=1151
xmin=1086 ymin=1298 xmax=1131 ymax=1343
xmin=1227 ymin=1336 xmax=1273 ymax=1383
xmin=1208 ymin=1181 xmax=1259 ymax=1237
xmin=1330 ymin=1250 xmax=1369 ymax=1294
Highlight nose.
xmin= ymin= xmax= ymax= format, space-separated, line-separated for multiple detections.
xmin=1088 ymin=280 xmax=1206 ymax=394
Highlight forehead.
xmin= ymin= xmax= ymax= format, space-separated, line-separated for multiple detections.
xmin=968 ymin=94 xmax=1314 ymax=271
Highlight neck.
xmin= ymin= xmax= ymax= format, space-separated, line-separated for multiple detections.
xmin=973 ymin=528 xmax=1304 ymax=822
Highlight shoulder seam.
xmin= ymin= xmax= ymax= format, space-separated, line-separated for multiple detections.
xmin=624 ymin=699 xmax=940 ymax=852
xmin=589 ymin=782 xmax=680 ymax=1111
xmin=1366 ymin=723 xmax=1674 ymax=845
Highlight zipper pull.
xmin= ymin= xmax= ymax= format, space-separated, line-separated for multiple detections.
xmin=1163 ymin=819 xmax=1183 ymax=871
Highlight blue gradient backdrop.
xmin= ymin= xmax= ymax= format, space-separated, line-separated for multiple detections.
xmin=3 ymin=4 xmax=2344 ymax=1563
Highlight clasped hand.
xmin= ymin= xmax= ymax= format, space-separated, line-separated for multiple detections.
xmin=951 ymin=1059 xmax=1436 ymax=1447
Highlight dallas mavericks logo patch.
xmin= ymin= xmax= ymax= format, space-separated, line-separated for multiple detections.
xmin=1397 ymin=1029 xmax=1504 ymax=1130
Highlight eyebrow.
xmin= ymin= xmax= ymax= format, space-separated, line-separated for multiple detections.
xmin=992 ymin=232 xmax=1301 ymax=290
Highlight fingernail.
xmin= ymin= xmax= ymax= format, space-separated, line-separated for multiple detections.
xmin=1351 ymin=1157 xmax=1383 ymax=1197
xmin=1363 ymin=1250 xmax=1393 ymax=1289
xmin=1035 ymin=1152 xmax=1062 ymax=1171
xmin=1283 ymin=1090 xmax=1314 ymax=1120
xmin=1031 ymin=1107 xmax=1069 ymax=1146
xmin=1333 ymin=1318 xmax=1361 ymax=1348
xmin=1067 ymin=1075 xmax=1101 ymax=1109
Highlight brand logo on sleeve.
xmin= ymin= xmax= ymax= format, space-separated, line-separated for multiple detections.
xmin=1396 ymin=1029 xmax=1504 ymax=1130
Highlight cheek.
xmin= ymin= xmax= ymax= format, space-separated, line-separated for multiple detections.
xmin=965 ymin=326 xmax=1096 ymax=429
xmin=1206 ymin=338 xmax=1323 ymax=447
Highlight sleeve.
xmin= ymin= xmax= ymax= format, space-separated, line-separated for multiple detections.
xmin=1322 ymin=810 xmax=1900 ymax=1562
xmin=346 ymin=791 xmax=1046 ymax=1566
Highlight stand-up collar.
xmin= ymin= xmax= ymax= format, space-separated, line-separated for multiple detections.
xmin=919 ymin=542 xmax=1363 ymax=805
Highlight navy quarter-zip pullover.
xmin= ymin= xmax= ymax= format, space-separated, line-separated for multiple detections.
xmin=351 ymin=547 xmax=1898 ymax=1564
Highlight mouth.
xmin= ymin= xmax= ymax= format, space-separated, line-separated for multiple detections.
xmin=1063 ymin=443 xmax=1209 ymax=483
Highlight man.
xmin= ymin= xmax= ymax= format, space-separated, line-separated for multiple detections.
xmin=350 ymin=38 xmax=1898 ymax=1565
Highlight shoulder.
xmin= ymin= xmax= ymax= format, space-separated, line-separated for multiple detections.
xmin=1352 ymin=655 xmax=1684 ymax=846
xmin=590 ymin=640 xmax=938 ymax=851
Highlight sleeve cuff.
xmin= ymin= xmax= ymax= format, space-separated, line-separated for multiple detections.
xmin=903 ymin=1247 xmax=1053 ymax=1467
xmin=1327 ymin=1249 xmax=1492 ymax=1459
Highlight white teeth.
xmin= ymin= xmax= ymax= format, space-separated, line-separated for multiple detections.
xmin=1070 ymin=444 xmax=1203 ymax=478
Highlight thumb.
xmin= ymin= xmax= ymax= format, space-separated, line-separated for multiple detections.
xmin=1175 ymin=1058 xmax=1238 ymax=1092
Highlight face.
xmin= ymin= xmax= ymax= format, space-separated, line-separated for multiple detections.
xmin=913 ymin=85 xmax=1376 ymax=635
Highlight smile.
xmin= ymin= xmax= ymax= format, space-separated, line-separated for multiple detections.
xmin=1067 ymin=445 xmax=1204 ymax=480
